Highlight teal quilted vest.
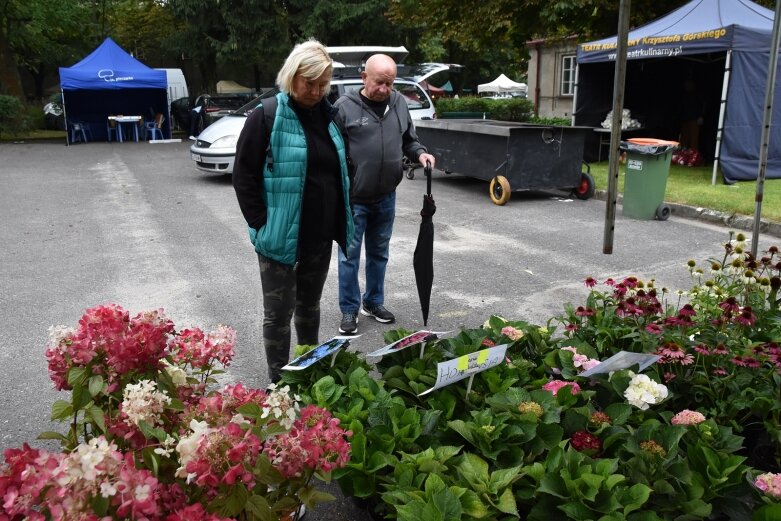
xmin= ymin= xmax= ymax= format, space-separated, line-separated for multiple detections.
xmin=249 ymin=92 xmax=353 ymax=265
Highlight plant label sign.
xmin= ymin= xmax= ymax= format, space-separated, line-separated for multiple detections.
xmin=366 ymin=330 xmax=449 ymax=358
xmin=579 ymin=350 xmax=661 ymax=378
xmin=418 ymin=344 xmax=508 ymax=396
xmin=282 ymin=336 xmax=354 ymax=371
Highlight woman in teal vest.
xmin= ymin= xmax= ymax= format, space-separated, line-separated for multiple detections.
xmin=233 ymin=39 xmax=354 ymax=383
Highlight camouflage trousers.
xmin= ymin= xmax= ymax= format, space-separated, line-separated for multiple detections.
xmin=258 ymin=241 xmax=332 ymax=382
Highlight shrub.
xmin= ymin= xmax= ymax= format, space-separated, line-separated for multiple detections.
xmin=434 ymin=96 xmax=534 ymax=122
xmin=0 ymin=95 xmax=26 ymax=138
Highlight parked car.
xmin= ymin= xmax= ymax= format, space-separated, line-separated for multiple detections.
xmin=190 ymin=91 xmax=274 ymax=175
xmin=190 ymin=74 xmax=435 ymax=175
xmin=172 ymin=93 xmax=259 ymax=134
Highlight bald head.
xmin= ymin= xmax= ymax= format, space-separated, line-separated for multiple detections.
xmin=361 ymin=54 xmax=397 ymax=102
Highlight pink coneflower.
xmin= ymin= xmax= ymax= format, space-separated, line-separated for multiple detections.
xmin=713 ymin=344 xmax=729 ymax=355
xmin=678 ymin=304 xmax=697 ymax=317
xmin=575 ymin=306 xmax=596 ymax=317
xmin=613 ymin=284 xmax=628 ymax=297
xmin=742 ymin=356 xmax=761 ymax=369
xmin=623 ymin=276 xmax=639 ymax=289
xmin=712 ymin=367 xmax=729 ymax=376
xmin=565 ymin=323 xmax=579 ymax=332
xmin=679 ymin=354 xmax=695 ymax=365
xmin=663 ymin=372 xmax=676 ymax=383
xmin=658 ymin=342 xmax=687 ymax=359
xmin=584 ymin=277 xmax=597 ymax=288
xmin=694 ymin=344 xmax=711 ymax=356
xmin=735 ymin=306 xmax=756 ymax=326
xmin=645 ymin=323 xmax=663 ymax=335
xmin=604 ymin=278 xmax=616 ymax=286
xmin=718 ymin=297 xmax=740 ymax=314
xmin=731 ymin=356 xmax=749 ymax=367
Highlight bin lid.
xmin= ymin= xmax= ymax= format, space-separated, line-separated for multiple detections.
xmin=621 ymin=138 xmax=679 ymax=155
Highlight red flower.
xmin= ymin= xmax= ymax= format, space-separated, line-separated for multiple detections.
xmin=570 ymin=430 xmax=602 ymax=456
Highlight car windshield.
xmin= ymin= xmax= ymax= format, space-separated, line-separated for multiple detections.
xmin=230 ymin=89 xmax=280 ymax=116
xmin=341 ymin=82 xmax=430 ymax=110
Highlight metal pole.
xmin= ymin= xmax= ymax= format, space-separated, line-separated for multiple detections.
xmin=752 ymin=0 xmax=781 ymax=257
xmin=711 ymin=50 xmax=731 ymax=185
xmin=571 ymin=63 xmax=580 ymax=126
xmin=603 ymin=0 xmax=631 ymax=254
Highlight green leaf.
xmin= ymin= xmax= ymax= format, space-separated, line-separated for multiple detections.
xmin=298 ymin=485 xmax=335 ymax=508
xmin=753 ymin=504 xmax=781 ymax=521
xmin=50 ymin=399 xmax=73 ymax=421
xmin=459 ymin=489 xmax=489 ymax=518
xmin=37 ymin=431 xmax=69 ymax=442
xmin=496 ymin=487 xmax=519 ymax=515
xmin=246 ymin=494 xmax=275 ymax=521
xmin=87 ymin=405 xmax=106 ymax=433
xmin=71 ymin=383 xmax=92 ymax=410
xmin=621 ymin=483 xmax=652 ymax=514
xmin=457 ymin=453 xmax=490 ymax=488
xmin=236 ymin=402 xmax=262 ymax=419
xmin=67 ymin=366 xmax=89 ymax=386
xmin=216 ymin=482 xmax=249 ymax=517
xmin=87 ymin=375 xmax=104 ymax=397
xmin=489 ymin=465 xmax=522 ymax=491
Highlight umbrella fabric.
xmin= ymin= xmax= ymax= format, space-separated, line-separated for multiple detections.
xmin=413 ymin=164 xmax=435 ymax=325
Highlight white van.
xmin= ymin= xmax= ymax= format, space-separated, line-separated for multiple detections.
xmin=157 ymin=68 xmax=189 ymax=101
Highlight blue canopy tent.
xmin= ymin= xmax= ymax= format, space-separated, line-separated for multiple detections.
xmin=574 ymin=0 xmax=778 ymax=183
xmin=59 ymin=38 xmax=171 ymax=143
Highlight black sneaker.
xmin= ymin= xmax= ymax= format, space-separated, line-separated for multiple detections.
xmin=339 ymin=313 xmax=358 ymax=334
xmin=360 ymin=303 xmax=395 ymax=324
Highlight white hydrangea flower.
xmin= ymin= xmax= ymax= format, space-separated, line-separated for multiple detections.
xmin=175 ymin=419 xmax=212 ymax=479
xmin=262 ymin=385 xmax=300 ymax=429
xmin=162 ymin=359 xmax=188 ymax=386
xmin=46 ymin=325 xmax=75 ymax=351
xmin=153 ymin=435 xmax=177 ymax=458
xmin=122 ymin=380 xmax=171 ymax=427
xmin=623 ymin=372 xmax=668 ymax=410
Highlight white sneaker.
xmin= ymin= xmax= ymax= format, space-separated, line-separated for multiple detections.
xmin=189 ymin=136 xmax=196 ymax=140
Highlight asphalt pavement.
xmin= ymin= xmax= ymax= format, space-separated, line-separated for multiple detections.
xmin=1 ymin=140 xmax=779 ymax=520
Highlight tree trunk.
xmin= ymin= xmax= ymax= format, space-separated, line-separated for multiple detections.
xmin=0 ymin=29 xmax=24 ymax=97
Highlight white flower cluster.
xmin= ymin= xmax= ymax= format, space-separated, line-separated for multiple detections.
xmin=58 ymin=437 xmax=119 ymax=485
xmin=162 ymin=359 xmax=188 ymax=386
xmin=175 ymin=419 xmax=212 ymax=481
xmin=262 ymin=384 xmax=300 ymax=430
xmin=601 ymin=108 xmax=642 ymax=130
xmin=623 ymin=372 xmax=668 ymax=410
xmin=121 ymin=379 xmax=171 ymax=427
xmin=46 ymin=324 xmax=75 ymax=352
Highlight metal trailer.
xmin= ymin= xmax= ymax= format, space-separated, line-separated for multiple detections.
xmin=412 ymin=119 xmax=594 ymax=205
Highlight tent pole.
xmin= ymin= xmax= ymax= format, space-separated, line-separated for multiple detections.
xmin=711 ymin=50 xmax=732 ymax=185
xmin=603 ymin=0 xmax=631 ymax=255
xmin=751 ymin=0 xmax=781 ymax=257
xmin=572 ymin=64 xmax=580 ymax=126
xmin=62 ymin=89 xmax=70 ymax=147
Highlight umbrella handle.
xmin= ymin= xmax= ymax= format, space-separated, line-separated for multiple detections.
xmin=425 ymin=161 xmax=432 ymax=196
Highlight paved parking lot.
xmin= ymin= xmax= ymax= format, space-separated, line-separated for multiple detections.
xmin=1 ymin=140 xmax=778 ymax=519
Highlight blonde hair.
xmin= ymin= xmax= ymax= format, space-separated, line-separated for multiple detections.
xmin=276 ymin=39 xmax=333 ymax=94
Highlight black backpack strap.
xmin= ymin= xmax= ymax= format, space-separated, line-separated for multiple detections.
xmin=260 ymin=95 xmax=278 ymax=172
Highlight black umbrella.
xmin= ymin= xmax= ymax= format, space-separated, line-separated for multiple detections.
xmin=413 ymin=162 xmax=436 ymax=325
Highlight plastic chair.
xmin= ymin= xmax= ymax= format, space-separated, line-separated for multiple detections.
xmin=107 ymin=119 xmax=120 ymax=142
xmin=145 ymin=114 xmax=164 ymax=141
xmin=69 ymin=122 xmax=91 ymax=143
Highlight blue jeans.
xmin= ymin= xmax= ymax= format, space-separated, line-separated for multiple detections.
xmin=338 ymin=192 xmax=396 ymax=314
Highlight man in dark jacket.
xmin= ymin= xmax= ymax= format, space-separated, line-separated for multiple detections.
xmin=334 ymin=53 xmax=436 ymax=334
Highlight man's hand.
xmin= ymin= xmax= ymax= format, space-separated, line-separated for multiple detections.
xmin=419 ymin=152 xmax=436 ymax=169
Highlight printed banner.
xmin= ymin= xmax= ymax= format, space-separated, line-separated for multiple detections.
xmin=579 ymin=350 xmax=661 ymax=378
xmin=282 ymin=336 xmax=354 ymax=371
xmin=366 ymin=330 xmax=450 ymax=358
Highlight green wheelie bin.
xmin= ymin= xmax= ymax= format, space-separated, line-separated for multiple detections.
xmin=620 ymin=138 xmax=679 ymax=220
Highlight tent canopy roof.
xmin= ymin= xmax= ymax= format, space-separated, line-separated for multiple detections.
xmin=477 ymin=74 xmax=527 ymax=94
xmin=577 ymin=0 xmax=774 ymax=63
xmin=59 ymin=37 xmax=166 ymax=90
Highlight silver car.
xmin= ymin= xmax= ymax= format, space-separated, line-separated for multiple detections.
xmin=190 ymin=77 xmax=435 ymax=175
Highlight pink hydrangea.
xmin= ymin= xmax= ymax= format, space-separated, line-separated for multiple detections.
xmin=671 ymin=409 xmax=706 ymax=425
xmin=501 ymin=326 xmax=524 ymax=341
xmin=542 ymin=380 xmax=581 ymax=396
xmin=755 ymin=472 xmax=781 ymax=499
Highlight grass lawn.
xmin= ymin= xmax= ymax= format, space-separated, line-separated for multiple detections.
xmin=588 ymin=160 xmax=781 ymax=222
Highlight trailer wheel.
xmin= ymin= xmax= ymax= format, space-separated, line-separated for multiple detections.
xmin=655 ymin=204 xmax=671 ymax=221
xmin=489 ymin=175 xmax=511 ymax=205
xmin=573 ymin=172 xmax=595 ymax=200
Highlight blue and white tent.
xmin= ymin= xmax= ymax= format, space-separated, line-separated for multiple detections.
xmin=59 ymin=38 xmax=170 ymax=142
xmin=573 ymin=0 xmax=778 ymax=183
